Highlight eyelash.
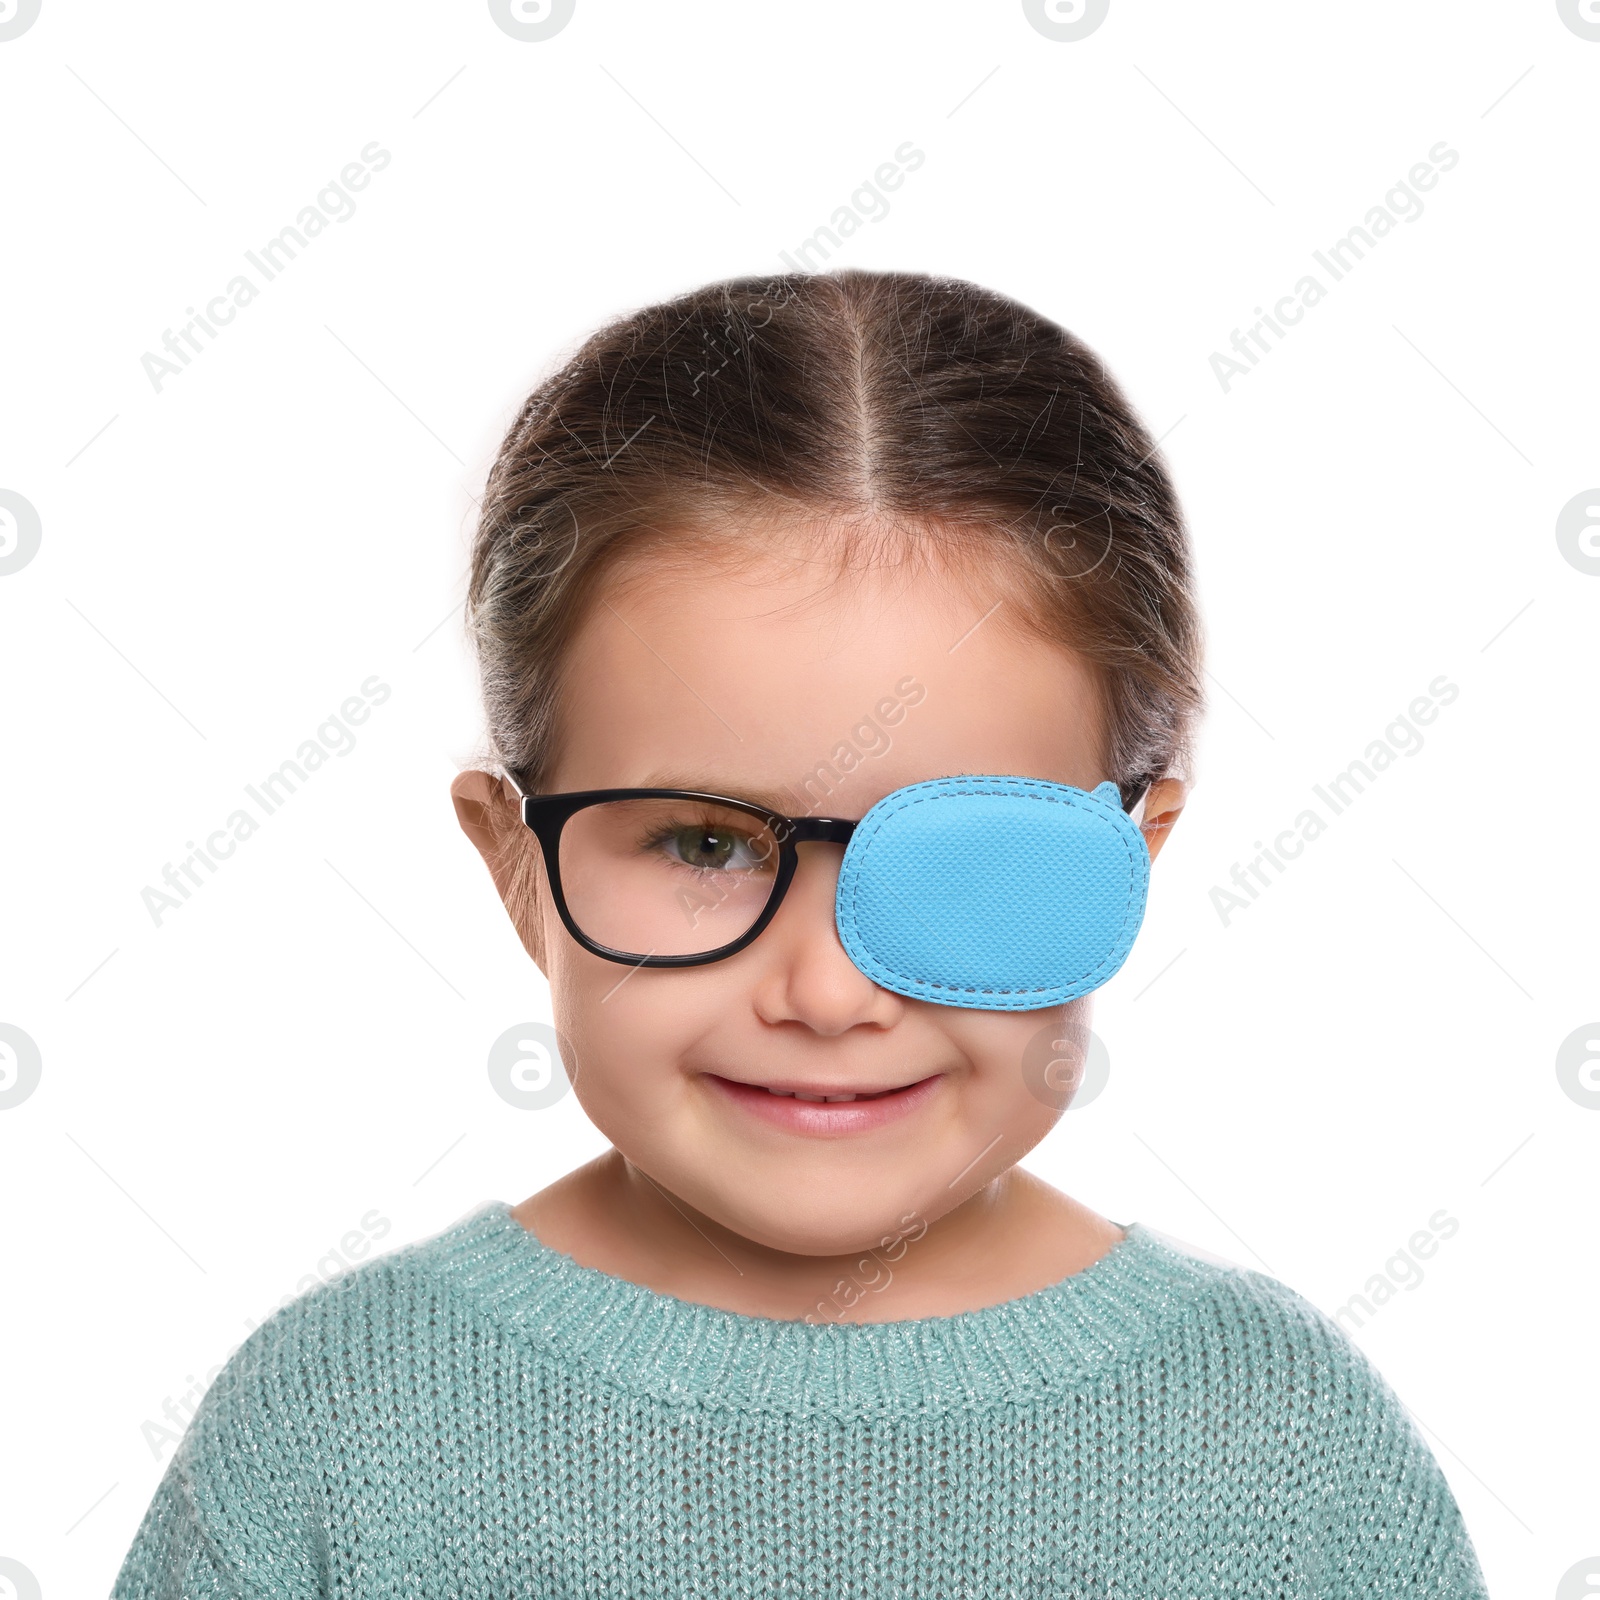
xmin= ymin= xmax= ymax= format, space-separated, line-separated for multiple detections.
xmin=635 ymin=819 xmax=770 ymax=872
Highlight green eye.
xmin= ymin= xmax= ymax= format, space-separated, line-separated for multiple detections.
xmin=672 ymin=827 xmax=733 ymax=869
xmin=659 ymin=824 xmax=768 ymax=873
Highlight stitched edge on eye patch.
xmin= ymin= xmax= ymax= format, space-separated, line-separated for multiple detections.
xmin=835 ymin=776 xmax=1149 ymax=1010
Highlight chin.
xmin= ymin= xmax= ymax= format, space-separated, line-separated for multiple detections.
xmin=700 ymin=1185 xmax=938 ymax=1261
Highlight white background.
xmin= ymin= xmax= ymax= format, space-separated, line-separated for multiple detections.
xmin=2 ymin=3 xmax=1596 ymax=1595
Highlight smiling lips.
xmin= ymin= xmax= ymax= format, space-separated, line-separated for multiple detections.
xmin=704 ymin=1072 xmax=942 ymax=1135
xmin=767 ymin=1085 xmax=898 ymax=1102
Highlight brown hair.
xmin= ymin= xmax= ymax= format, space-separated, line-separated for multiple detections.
xmin=465 ymin=267 xmax=1204 ymax=824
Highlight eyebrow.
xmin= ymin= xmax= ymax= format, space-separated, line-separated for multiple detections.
xmin=633 ymin=771 xmax=847 ymax=816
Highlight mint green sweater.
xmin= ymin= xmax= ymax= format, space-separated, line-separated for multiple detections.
xmin=113 ymin=1200 xmax=1489 ymax=1597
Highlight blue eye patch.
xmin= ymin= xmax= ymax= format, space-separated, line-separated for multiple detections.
xmin=833 ymin=775 xmax=1149 ymax=1010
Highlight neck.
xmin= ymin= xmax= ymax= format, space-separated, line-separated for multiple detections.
xmin=512 ymin=1149 xmax=1124 ymax=1322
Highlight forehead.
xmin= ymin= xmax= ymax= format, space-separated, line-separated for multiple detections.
xmin=545 ymin=536 xmax=1107 ymax=809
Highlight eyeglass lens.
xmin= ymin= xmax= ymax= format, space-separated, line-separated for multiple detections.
xmin=557 ymin=798 xmax=783 ymax=958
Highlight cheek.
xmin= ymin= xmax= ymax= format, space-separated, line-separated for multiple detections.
xmin=942 ymin=1000 xmax=1093 ymax=1120
xmin=547 ymin=955 xmax=726 ymax=1129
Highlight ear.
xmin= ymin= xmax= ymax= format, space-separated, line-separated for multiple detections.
xmin=450 ymin=768 xmax=548 ymax=972
xmin=1137 ymin=777 xmax=1187 ymax=865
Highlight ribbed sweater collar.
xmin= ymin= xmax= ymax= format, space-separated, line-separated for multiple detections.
xmin=418 ymin=1200 xmax=1215 ymax=1418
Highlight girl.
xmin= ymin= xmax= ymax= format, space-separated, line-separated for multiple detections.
xmin=114 ymin=269 xmax=1489 ymax=1597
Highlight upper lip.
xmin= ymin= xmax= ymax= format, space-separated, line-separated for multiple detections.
xmin=708 ymin=1072 xmax=934 ymax=1099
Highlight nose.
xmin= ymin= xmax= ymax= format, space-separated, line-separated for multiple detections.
xmin=750 ymin=843 xmax=904 ymax=1036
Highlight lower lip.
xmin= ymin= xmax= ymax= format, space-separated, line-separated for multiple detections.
xmin=703 ymin=1072 xmax=943 ymax=1136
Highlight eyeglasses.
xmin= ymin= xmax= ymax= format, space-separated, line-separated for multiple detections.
xmin=502 ymin=773 xmax=1152 ymax=1002
xmin=508 ymin=781 xmax=853 ymax=967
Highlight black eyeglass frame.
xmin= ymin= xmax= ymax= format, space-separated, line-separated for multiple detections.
xmin=502 ymin=769 xmax=1150 ymax=970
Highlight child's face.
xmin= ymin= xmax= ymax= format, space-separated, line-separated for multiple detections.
xmin=467 ymin=529 xmax=1177 ymax=1257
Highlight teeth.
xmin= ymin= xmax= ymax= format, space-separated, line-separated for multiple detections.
xmin=758 ymin=1086 xmax=900 ymax=1102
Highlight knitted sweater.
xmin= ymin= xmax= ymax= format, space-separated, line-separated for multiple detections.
xmin=112 ymin=1200 xmax=1490 ymax=1598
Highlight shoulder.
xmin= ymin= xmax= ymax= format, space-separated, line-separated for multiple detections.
xmin=1119 ymin=1223 xmax=1438 ymax=1484
xmin=1130 ymin=1224 xmax=1490 ymax=1593
xmin=1134 ymin=1221 xmax=1405 ymax=1384
xmin=176 ymin=1203 xmax=504 ymax=1462
xmin=116 ymin=1206 xmax=509 ymax=1596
